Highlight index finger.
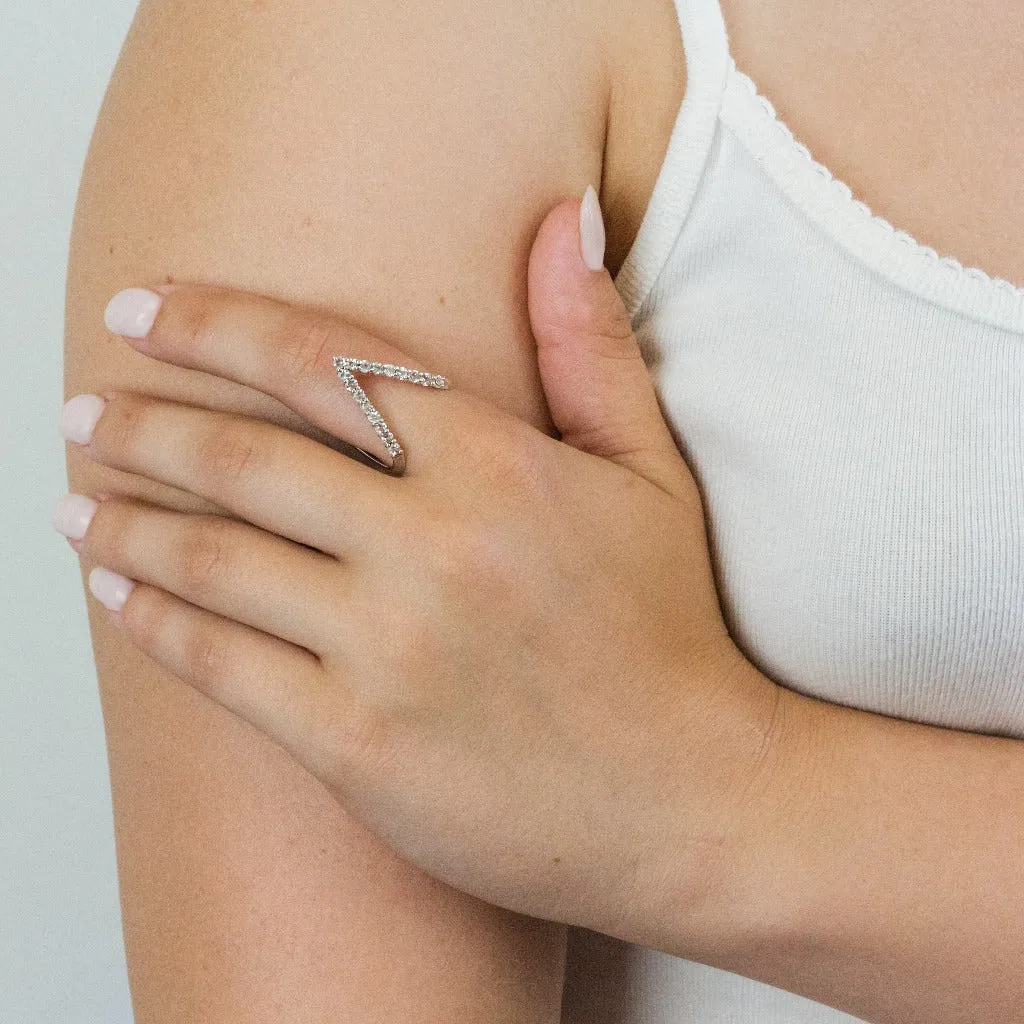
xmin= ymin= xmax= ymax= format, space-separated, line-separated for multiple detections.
xmin=103 ymin=283 xmax=456 ymax=476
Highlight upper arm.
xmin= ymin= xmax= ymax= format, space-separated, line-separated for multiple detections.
xmin=64 ymin=0 xmax=613 ymax=1018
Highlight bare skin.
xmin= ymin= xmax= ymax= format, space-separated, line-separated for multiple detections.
xmin=64 ymin=0 xmax=1021 ymax=1019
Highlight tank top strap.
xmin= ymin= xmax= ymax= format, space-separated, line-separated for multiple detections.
xmin=613 ymin=0 xmax=732 ymax=321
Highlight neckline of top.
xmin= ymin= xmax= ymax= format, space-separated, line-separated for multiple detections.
xmin=720 ymin=56 xmax=1024 ymax=334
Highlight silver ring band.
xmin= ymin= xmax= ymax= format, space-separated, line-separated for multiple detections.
xmin=333 ymin=356 xmax=449 ymax=476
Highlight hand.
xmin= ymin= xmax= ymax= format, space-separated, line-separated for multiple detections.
xmin=55 ymin=191 xmax=783 ymax=945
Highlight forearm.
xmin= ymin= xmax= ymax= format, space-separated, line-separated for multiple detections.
xmin=663 ymin=659 xmax=1024 ymax=1023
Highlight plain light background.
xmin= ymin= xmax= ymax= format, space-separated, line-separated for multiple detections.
xmin=3 ymin=1 xmax=140 ymax=1020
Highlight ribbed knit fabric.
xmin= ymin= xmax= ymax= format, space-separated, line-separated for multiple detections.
xmin=564 ymin=0 xmax=1024 ymax=1019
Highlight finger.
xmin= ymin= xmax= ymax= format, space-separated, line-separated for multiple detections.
xmin=61 ymin=492 xmax=341 ymax=654
xmin=71 ymin=390 xmax=402 ymax=558
xmin=528 ymin=192 xmax=689 ymax=497
xmin=96 ymin=571 xmax=344 ymax=779
xmin=104 ymin=283 xmax=460 ymax=477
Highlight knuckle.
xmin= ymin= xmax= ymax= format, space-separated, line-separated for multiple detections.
xmin=175 ymin=515 xmax=234 ymax=597
xmin=182 ymin=618 xmax=232 ymax=682
xmin=278 ymin=310 xmax=344 ymax=382
xmin=167 ymin=287 xmax=225 ymax=357
xmin=101 ymin=393 xmax=153 ymax=462
xmin=468 ymin=422 xmax=551 ymax=506
xmin=401 ymin=494 xmax=509 ymax=595
xmin=537 ymin=289 xmax=636 ymax=359
xmin=577 ymin=291 xmax=637 ymax=353
xmin=587 ymin=315 xmax=638 ymax=361
xmin=436 ymin=513 xmax=513 ymax=597
xmin=118 ymin=581 xmax=169 ymax=650
xmin=198 ymin=419 xmax=262 ymax=486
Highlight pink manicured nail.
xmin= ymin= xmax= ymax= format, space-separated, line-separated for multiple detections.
xmin=51 ymin=493 xmax=98 ymax=540
xmin=89 ymin=566 xmax=135 ymax=611
xmin=580 ymin=183 xmax=606 ymax=271
xmin=104 ymin=287 xmax=163 ymax=338
xmin=59 ymin=394 xmax=106 ymax=444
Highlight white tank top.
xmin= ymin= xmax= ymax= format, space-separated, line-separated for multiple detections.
xmin=564 ymin=0 xmax=1024 ymax=1020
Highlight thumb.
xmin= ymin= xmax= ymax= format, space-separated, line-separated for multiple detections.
xmin=527 ymin=185 xmax=685 ymax=494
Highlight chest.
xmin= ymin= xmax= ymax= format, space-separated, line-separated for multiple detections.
xmin=637 ymin=126 xmax=1024 ymax=737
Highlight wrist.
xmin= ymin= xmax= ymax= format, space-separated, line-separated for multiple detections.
xmin=695 ymin=666 xmax=816 ymax=963
xmin=606 ymin=644 xmax=803 ymax=962
xmin=657 ymin=657 xmax=829 ymax=976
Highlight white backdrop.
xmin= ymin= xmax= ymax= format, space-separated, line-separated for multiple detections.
xmin=2 ymin=1 xmax=140 ymax=1020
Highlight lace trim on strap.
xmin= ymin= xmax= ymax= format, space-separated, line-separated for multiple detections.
xmin=719 ymin=56 xmax=1024 ymax=333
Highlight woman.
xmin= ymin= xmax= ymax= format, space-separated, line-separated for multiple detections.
xmin=57 ymin=0 xmax=1024 ymax=1020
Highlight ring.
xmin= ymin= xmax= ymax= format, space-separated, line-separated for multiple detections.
xmin=332 ymin=356 xmax=449 ymax=476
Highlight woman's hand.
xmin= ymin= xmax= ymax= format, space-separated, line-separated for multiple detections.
xmin=54 ymin=192 xmax=784 ymax=947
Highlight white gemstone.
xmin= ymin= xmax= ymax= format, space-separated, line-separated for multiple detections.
xmin=332 ymin=355 xmax=449 ymax=471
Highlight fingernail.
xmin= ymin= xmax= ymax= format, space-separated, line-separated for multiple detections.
xmin=59 ymin=393 xmax=106 ymax=444
xmin=104 ymin=287 xmax=163 ymax=338
xmin=51 ymin=493 xmax=98 ymax=540
xmin=580 ymin=183 xmax=606 ymax=272
xmin=89 ymin=566 xmax=135 ymax=611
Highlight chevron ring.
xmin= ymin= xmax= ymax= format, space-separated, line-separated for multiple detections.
xmin=332 ymin=356 xmax=449 ymax=476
